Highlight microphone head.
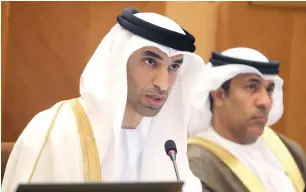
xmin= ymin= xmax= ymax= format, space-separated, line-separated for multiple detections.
xmin=164 ymin=140 xmax=177 ymax=156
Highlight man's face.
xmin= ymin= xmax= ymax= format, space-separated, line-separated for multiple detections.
xmin=126 ymin=46 xmax=184 ymax=117
xmin=213 ymin=74 xmax=275 ymax=144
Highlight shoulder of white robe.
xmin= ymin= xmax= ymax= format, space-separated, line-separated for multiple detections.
xmin=1 ymin=101 xmax=67 ymax=192
xmin=182 ymin=174 xmax=203 ymax=192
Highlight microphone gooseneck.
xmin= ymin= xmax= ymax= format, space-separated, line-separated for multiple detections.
xmin=164 ymin=140 xmax=181 ymax=181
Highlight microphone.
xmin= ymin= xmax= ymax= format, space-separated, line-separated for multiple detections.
xmin=164 ymin=140 xmax=181 ymax=181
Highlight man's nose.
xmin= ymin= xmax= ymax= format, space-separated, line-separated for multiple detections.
xmin=255 ymin=89 xmax=272 ymax=112
xmin=152 ymin=69 xmax=169 ymax=91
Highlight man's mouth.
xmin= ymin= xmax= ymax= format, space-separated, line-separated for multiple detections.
xmin=251 ymin=115 xmax=267 ymax=122
xmin=145 ymin=94 xmax=166 ymax=106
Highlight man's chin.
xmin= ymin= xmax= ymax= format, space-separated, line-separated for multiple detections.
xmin=248 ymin=125 xmax=265 ymax=139
xmin=137 ymin=106 xmax=162 ymax=117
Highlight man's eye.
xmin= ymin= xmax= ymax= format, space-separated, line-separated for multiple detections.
xmin=144 ymin=58 xmax=157 ymax=66
xmin=246 ymin=84 xmax=257 ymax=92
xmin=266 ymin=87 xmax=274 ymax=95
xmin=168 ymin=64 xmax=180 ymax=71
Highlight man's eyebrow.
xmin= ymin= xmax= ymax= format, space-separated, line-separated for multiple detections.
xmin=142 ymin=50 xmax=163 ymax=61
xmin=248 ymin=78 xmax=262 ymax=84
xmin=173 ymin=58 xmax=184 ymax=65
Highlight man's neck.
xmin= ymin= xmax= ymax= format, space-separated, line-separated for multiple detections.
xmin=122 ymin=105 xmax=143 ymax=129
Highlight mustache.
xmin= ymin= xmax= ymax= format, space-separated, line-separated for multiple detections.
xmin=143 ymin=87 xmax=168 ymax=96
xmin=252 ymin=110 xmax=269 ymax=118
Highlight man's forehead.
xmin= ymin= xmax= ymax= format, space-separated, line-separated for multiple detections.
xmin=236 ymin=73 xmax=262 ymax=80
xmin=233 ymin=73 xmax=274 ymax=84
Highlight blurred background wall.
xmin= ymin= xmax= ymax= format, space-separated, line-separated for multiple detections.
xmin=1 ymin=1 xmax=306 ymax=149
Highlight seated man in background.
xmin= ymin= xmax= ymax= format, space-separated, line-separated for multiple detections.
xmin=187 ymin=47 xmax=306 ymax=192
xmin=2 ymin=8 xmax=205 ymax=192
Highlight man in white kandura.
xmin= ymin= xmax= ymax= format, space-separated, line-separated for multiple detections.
xmin=187 ymin=47 xmax=306 ymax=192
xmin=2 ymin=8 xmax=205 ymax=192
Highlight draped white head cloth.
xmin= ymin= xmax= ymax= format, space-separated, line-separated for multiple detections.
xmin=188 ymin=47 xmax=283 ymax=136
xmin=79 ymin=10 xmax=204 ymax=190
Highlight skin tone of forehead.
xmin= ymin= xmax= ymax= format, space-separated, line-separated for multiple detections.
xmin=122 ymin=46 xmax=184 ymax=129
xmin=211 ymin=73 xmax=275 ymax=144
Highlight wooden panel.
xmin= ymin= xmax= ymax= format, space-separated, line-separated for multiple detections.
xmin=1 ymin=1 xmax=11 ymax=143
xmin=1 ymin=2 xmax=10 ymax=82
xmin=285 ymin=12 xmax=306 ymax=147
xmin=1 ymin=1 xmax=11 ymax=128
xmin=2 ymin=2 xmax=90 ymax=142
xmin=165 ymin=2 xmax=220 ymax=60
xmin=1 ymin=2 xmax=165 ymax=142
xmin=250 ymin=1 xmax=306 ymax=9
xmin=216 ymin=2 xmax=306 ymax=149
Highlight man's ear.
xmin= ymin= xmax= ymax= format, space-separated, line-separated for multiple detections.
xmin=210 ymin=88 xmax=226 ymax=108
